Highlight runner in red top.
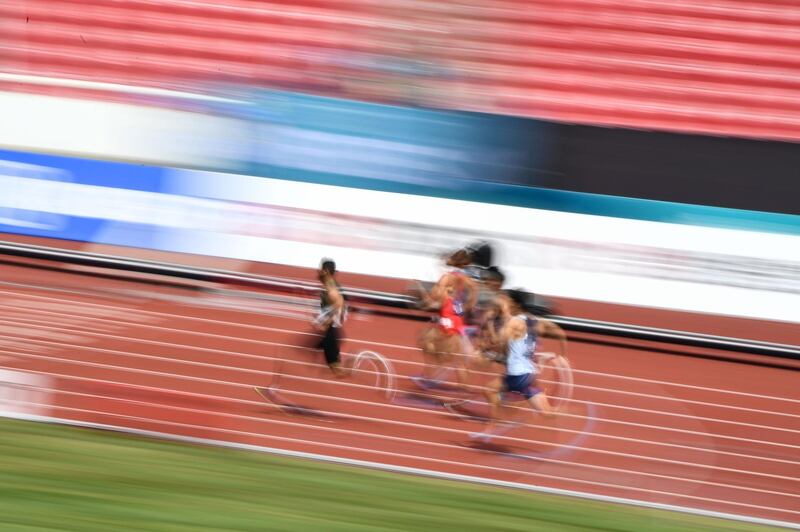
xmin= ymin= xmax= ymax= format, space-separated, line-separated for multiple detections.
xmin=415 ymin=249 xmax=477 ymax=390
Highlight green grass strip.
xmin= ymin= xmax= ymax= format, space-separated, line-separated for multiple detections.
xmin=0 ymin=418 xmax=779 ymax=531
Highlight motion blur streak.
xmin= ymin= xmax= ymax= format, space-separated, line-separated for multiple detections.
xmin=0 ymin=1 xmax=799 ymax=530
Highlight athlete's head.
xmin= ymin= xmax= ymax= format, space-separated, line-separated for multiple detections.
xmin=506 ymin=288 xmax=529 ymax=314
xmin=318 ymin=258 xmax=336 ymax=281
xmin=446 ymin=248 xmax=471 ymax=268
xmin=466 ymin=240 xmax=493 ymax=269
xmin=484 ymin=266 xmax=505 ymax=291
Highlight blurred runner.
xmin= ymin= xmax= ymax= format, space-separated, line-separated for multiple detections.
xmin=311 ymin=258 xmax=349 ymax=377
xmin=414 ymin=248 xmax=478 ymax=390
xmin=470 ymin=289 xmax=566 ymax=443
xmin=254 ymin=258 xmax=349 ymax=402
xmin=468 ymin=266 xmax=512 ymax=369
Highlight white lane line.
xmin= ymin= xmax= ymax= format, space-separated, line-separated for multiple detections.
xmin=1 ymin=303 xmax=798 ymax=421
xmin=14 ymin=363 xmax=800 ymax=467
xmin=1 ymin=353 xmax=797 ymax=482
xmin=1 ymin=314 xmax=798 ymax=432
xmin=38 ymin=386 xmax=800 ymax=501
xmin=571 ymin=367 xmax=800 ymax=405
xmin=0 ymin=287 xmax=797 ymax=405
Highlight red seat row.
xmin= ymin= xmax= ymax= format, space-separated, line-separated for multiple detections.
xmin=3 ymin=0 xmax=800 ymax=141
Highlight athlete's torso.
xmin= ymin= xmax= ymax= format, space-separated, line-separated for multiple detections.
xmin=506 ymin=314 xmax=538 ymax=376
xmin=443 ymin=269 xmax=468 ymax=318
xmin=318 ymin=280 xmax=347 ymax=328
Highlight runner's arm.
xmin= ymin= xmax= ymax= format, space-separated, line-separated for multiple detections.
xmin=429 ymin=273 xmax=453 ymax=306
xmin=483 ymin=296 xmax=508 ymax=343
xmin=537 ymin=318 xmax=567 ymax=358
xmin=483 ymin=309 xmax=499 ymax=343
xmin=327 ymin=281 xmax=344 ymax=312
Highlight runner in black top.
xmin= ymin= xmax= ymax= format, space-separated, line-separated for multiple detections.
xmin=253 ymin=258 xmax=349 ymax=409
xmin=314 ymin=258 xmax=348 ymax=377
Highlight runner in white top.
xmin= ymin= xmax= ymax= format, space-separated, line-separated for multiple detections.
xmin=471 ymin=289 xmax=567 ymax=443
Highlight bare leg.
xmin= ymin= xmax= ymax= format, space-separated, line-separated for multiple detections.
xmin=529 ymin=392 xmax=555 ymax=419
xmin=440 ymin=334 xmax=469 ymax=390
xmin=472 ymin=377 xmax=503 ymax=441
xmin=423 ymin=333 xmax=469 ymax=392
xmin=455 ymin=335 xmax=480 ymax=390
xmin=419 ymin=326 xmax=443 ymax=380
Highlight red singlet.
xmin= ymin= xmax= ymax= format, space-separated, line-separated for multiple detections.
xmin=439 ymin=296 xmax=466 ymax=336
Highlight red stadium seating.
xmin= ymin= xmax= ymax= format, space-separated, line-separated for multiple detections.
xmin=3 ymin=0 xmax=800 ymax=141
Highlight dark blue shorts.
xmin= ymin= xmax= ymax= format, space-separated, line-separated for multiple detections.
xmin=502 ymin=373 xmax=541 ymax=400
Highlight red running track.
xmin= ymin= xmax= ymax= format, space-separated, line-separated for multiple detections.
xmin=0 ymin=261 xmax=797 ymax=526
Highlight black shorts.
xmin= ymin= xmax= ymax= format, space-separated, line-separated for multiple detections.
xmin=318 ymin=325 xmax=341 ymax=366
xmin=502 ymin=373 xmax=541 ymax=400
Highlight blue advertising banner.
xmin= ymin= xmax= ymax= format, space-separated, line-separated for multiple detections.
xmin=0 ymin=149 xmax=168 ymax=247
xmin=0 ymin=147 xmax=797 ymax=322
xmin=211 ymin=89 xmax=558 ymax=194
xmin=204 ymin=91 xmax=800 ymax=236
